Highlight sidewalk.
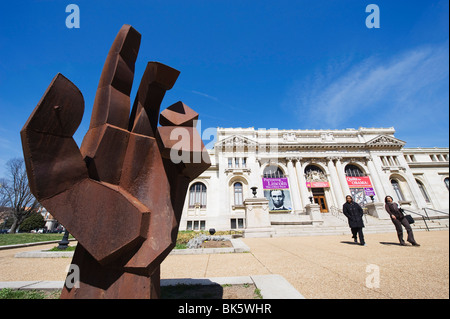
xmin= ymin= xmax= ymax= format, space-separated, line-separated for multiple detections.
xmin=0 ymin=230 xmax=448 ymax=299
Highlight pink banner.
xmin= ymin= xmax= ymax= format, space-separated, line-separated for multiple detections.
xmin=346 ymin=176 xmax=373 ymax=188
xmin=306 ymin=181 xmax=330 ymax=188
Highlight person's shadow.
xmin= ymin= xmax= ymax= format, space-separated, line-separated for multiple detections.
xmin=340 ymin=241 xmax=360 ymax=245
xmin=379 ymin=242 xmax=405 ymax=246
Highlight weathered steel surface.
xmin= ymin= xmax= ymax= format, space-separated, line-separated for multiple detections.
xmin=20 ymin=24 xmax=210 ymax=299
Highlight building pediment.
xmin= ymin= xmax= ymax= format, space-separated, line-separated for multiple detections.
xmin=366 ymin=135 xmax=406 ymax=148
xmin=215 ymin=135 xmax=258 ymax=150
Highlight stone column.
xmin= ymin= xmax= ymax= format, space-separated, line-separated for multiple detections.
xmin=335 ymin=157 xmax=351 ymax=197
xmin=286 ymin=157 xmax=302 ymax=214
xmin=366 ymin=156 xmax=387 ymax=202
xmin=295 ymin=158 xmax=310 ymax=211
xmin=327 ymin=157 xmax=344 ymax=206
xmin=397 ymin=155 xmax=428 ymax=209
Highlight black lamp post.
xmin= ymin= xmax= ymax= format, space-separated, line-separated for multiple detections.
xmin=57 ymin=229 xmax=70 ymax=250
xmin=250 ymin=186 xmax=258 ymax=198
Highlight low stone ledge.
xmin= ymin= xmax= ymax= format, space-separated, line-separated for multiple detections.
xmin=14 ymin=239 xmax=251 ymax=258
xmin=0 ymin=275 xmax=305 ymax=299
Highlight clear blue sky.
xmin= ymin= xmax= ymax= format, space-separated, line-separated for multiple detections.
xmin=0 ymin=0 xmax=448 ymax=178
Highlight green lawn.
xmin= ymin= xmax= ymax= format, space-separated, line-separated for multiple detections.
xmin=0 ymin=233 xmax=73 ymax=246
xmin=0 ymin=288 xmax=61 ymax=299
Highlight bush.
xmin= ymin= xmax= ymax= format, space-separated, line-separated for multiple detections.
xmin=19 ymin=212 xmax=45 ymax=232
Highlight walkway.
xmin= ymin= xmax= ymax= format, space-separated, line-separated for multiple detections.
xmin=0 ymin=230 xmax=448 ymax=298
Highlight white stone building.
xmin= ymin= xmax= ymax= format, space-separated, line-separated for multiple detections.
xmin=180 ymin=127 xmax=449 ymax=232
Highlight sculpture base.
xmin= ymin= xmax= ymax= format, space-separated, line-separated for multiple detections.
xmin=60 ymin=244 xmax=160 ymax=299
xmin=366 ymin=202 xmax=390 ymax=220
xmin=305 ymin=204 xmax=323 ymax=225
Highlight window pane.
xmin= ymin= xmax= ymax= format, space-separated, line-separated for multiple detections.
xmin=234 ymin=182 xmax=243 ymax=206
xmin=238 ymin=218 xmax=244 ymax=229
xmin=391 ymin=180 xmax=404 ymax=201
xmin=201 ymin=187 xmax=207 ymax=208
xmin=416 ymin=180 xmax=430 ymax=203
xmin=187 ymin=221 xmax=192 ymax=230
xmin=194 ymin=221 xmax=199 ymax=230
xmin=230 ymin=219 xmax=236 ymax=229
xmin=200 ymin=221 xmax=205 ymax=230
xmin=189 ymin=186 xmax=195 ymax=208
xmin=189 ymin=183 xmax=207 ymax=208
xmin=345 ymin=164 xmax=364 ymax=177
xmin=263 ymin=165 xmax=285 ymax=178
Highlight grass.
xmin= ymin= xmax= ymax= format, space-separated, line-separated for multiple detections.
xmin=0 ymin=289 xmax=61 ymax=299
xmin=0 ymin=233 xmax=74 ymax=246
xmin=0 ymin=285 xmax=261 ymax=299
xmin=46 ymin=245 xmax=76 ymax=252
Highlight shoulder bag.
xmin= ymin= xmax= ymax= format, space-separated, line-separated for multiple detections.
xmin=399 ymin=207 xmax=415 ymax=224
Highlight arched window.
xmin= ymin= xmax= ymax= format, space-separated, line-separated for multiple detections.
xmin=445 ymin=178 xmax=449 ymax=191
xmin=189 ymin=182 xmax=207 ymax=208
xmin=391 ymin=179 xmax=405 ymax=201
xmin=416 ymin=180 xmax=430 ymax=203
xmin=304 ymin=164 xmax=324 ymax=175
xmin=345 ymin=164 xmax=366 ymax=177
xmin=263 ymin=165 xmax=285 ymax=178
xmin=234 ymin=182 xmax=243 ymax=206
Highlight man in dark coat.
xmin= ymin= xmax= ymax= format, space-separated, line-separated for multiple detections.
xmin=342 ymin=195 xmax=366 ymax=246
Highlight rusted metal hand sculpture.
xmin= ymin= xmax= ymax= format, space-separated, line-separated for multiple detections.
xmin=20 ymin=25 xmax=210 ymax=299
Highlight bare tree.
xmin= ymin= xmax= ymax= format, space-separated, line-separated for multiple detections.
xmin=0 ymin=158 xmax=39 ymax=233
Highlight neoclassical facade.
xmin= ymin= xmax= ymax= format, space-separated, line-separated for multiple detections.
xmin=180 ymin=127 xmax=449 ymax=231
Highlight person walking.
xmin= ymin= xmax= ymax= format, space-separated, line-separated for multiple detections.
xmin=342 ymin=195 xmax=366 ymax=246
xmin=384 ymin=196 xmax=420 ymax=246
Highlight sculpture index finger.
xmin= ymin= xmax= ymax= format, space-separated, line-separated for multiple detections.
xmin=89 ymin=24 xmax=141 ymax=130
xmin=129 ymin=62 xmax=180 ymax=137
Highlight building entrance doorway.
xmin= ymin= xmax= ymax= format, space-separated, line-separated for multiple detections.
xmin=312 ymin=188 xmax=328 ymax=213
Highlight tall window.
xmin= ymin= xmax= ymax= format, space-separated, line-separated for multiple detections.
xmin=234 ymin=182 xmax=243 ymax=206
xmin=445 ymin=178 xmax=450 ymax=191
xmin=391 ymin=179 xmax=405 ymax=201
xmin=416 ymin=180 xmax=430 ymax=203
xmin=189 ymin=182 xmax=207 ymax=208
xmin=345 ymin=164 xmax=365 ymax=177
xmin=263 ymin=165 xmax=285 ymax=178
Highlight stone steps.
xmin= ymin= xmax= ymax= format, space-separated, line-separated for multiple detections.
xmin=271 ymin=213 xmax=449 ymax=237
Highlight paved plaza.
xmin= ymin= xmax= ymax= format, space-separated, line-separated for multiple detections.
xmin=0 ymin=230 xmax=448 ymax=299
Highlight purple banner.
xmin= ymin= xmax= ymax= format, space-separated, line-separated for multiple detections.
xmin=262 ymin=177 xmax=289 ymax=189
xmin=364 ymin=188 xmax=376 ymax=196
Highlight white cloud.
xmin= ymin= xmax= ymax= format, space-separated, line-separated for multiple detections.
xmin=286 ymin=41 xmax=449 ymax=130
